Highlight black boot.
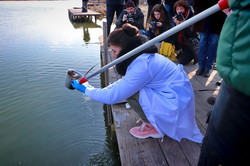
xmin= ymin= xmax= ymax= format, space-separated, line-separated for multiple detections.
xmin=203 ymin=69 xmax=211 ymax=77
xmin=195 ymin=68 xmax=204 ymax=76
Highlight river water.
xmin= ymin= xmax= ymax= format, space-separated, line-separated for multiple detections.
xmin=0 ymin=1 xmax=120 ymax=165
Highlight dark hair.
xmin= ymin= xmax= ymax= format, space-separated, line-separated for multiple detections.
xmin=148 ymin=4 xmax=171 ymax=35
xmin=108 ymin=23 xmax=140 ymax=49
xmin=125 ymin=0 xmax=136 ymax=8
xmin=173 ymin=0 xmax=189 ymax=14
xmin=149 ymin=4 xmax=169 ymax=24
xmin=107 ymin=23 xmax=157 ymax=76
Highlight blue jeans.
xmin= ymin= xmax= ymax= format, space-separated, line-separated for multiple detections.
xmin=140 ymin=30 xmax=154 ymax=39
xmin=198 ymin=32 xmax=219 ymax=70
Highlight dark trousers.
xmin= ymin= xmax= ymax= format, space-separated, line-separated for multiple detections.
xmin=106 ymin=5 xmax=124 ymax=35
xmin=126 ymin=92 xmax=149 ymax=122
xmin=178 ymin=43 xmax=198 ymax=65
xmin=198 ymin=81 xmax=250 ymax=166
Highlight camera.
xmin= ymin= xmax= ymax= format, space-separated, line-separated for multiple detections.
xmin=127 ymin=14 xmax=135 ymax=23
xmin=150 ymin=21 xmax=157 ymax=33
xmin=176 ymin=12 xmax=184 ymax=21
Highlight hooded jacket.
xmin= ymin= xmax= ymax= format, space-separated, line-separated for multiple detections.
xmin=217 ymin=0 xmax=250 ymax=96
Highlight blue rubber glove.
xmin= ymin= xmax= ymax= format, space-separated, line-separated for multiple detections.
xmin=71 ymin=80 xmax=87 ymax=93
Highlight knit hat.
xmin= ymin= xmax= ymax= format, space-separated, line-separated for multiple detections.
xmin=125 ymin=0 xmax=135 ymax=8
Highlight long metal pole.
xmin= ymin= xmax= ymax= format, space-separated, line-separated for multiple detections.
xmin=85 ymin=4 xmax=220 ymax=80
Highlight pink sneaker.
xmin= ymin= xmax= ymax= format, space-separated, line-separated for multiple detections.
xmin=130 ymin=122 xmax=162 ymax=139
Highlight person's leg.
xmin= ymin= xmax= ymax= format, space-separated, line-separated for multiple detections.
xmin=198 ymin=81 xmax=250 ymax=165
xmin=126 ymin=92 xmax=149 ymax=122
xmin=179 ymin=45 xmax=193 ymax=65
xmin=106 ymin=5 xmax=116 ymax=35
xmin=196 ymin=32 xmax=208 ymax=75
xmin=147 ymin=5 xmax=154 ymax=21
xmin=127 ymin=92 xmax=161 ymax=139
xmin=115 ymin=5 xmax=124 ymax=20
xmin=203 ymin=33 xmax=219 ymax=77
xmin=82 ymin=0 xmax=88 ymax=12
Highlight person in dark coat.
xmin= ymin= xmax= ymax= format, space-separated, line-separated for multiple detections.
xmin=116 ymin=0 xmax=144 ymax=30
xmin=143 ymin=4 xmax=171 ymax=40
xmin=172 ymin=0 xmax=198 ymax=65
xmin=106 ymin=0 xmax=125 ymax=35
xmin=192 ymin=0 xmax=226 ymax=77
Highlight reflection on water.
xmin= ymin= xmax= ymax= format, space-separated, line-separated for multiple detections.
xmin=0 ymin=1 xmax=120 ymax=165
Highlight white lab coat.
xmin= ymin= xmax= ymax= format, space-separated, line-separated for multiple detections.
xmin=86 ymin=53 xmax=203 ymax=143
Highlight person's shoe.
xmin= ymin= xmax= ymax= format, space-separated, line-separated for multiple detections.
xmin=130 ymin=122 xmax=162 ymax=139
xmin=216 ymin=80 xmax=222 ymax=86
xmin=203 ymin=69 xmax=212 ymax=77
xmin=193 ymin=55 xmax=198 ymax=65
xmin=207 ymin=96 xmax=216 ymax=105
xmin=195 ymin=68 xmax=204 ymax=75
xmin=193 ymin=59 xmax=198 ymax=65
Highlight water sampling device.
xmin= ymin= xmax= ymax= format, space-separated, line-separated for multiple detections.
xmin=66 ymin=0 xmax=229 ymax=87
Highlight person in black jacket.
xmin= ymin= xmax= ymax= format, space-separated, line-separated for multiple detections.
xmin=172 ymin=0 xmax=198 ymax=65
xmin=116 ymin=1 xmax=144 ymax=30
xmin=106 ymin=0 xmax=125 ymax=35
xmin=142 ymin=4 xmax=171 ymax=40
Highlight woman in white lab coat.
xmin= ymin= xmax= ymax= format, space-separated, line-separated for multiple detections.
xmin=72 ymin=23 xmax=203 ymax=143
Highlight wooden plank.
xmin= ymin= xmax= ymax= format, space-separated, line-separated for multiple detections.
xmin=183 ymin=63 xmax=220 ymax=130
xmin=68 ymin=9 xmax=101 ymax=16
xmin=159 ymin=137 xmax=190 ymax=166
xmin=112 ymin=104 xmax=168 ymax=166
xmin=178 ymin=139 xmax=201 ymax=166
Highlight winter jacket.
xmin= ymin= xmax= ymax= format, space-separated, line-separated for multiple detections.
xmin=116 ymin=8 xmax=144 ymax=30
xmin=85 ymin=53 xmax=203 ymax=143
xmin=217 ymin=0 xmax=250 ymax=96
xmin=174 ymin=5 xmax=198 ymax=46
xmin=192 ymin=0 xmax=226 ymax=34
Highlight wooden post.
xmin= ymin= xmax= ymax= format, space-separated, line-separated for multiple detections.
xmin=102 ymin=21 xmax=113 ymax=125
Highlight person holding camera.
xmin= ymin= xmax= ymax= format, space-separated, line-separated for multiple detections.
xmin=116 ymin=0 xmax=144 ymax=30
xmin=142 ymin=4 xmax=172 ymax=40
xmin=172 ymin=0 xmax=199 ymax=65
xmin=146 ymin=0 xmax=161 ymax=21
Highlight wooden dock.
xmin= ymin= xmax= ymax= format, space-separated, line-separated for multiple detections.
xmin=100 ymin=36 xmax=221 ymax=165
xmin=68 ymin=8 xmax=102 ymax=22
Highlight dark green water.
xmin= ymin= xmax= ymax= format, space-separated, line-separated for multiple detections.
xmin=0 ymin=1 xmax=120 ymax=165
